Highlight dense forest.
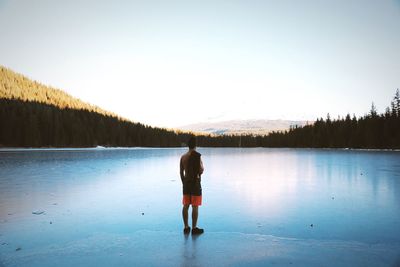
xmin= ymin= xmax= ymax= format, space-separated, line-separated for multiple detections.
xmin=0 ymin=65 xmax=399 ymax=148
xmin=263 ymin=92 xmax=400 ymax=149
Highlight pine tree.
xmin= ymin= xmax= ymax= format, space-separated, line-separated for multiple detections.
xmin=394 ymin=88 xmax=400 ymax=117
xmin=370 ymin=102 xmax=377 ymax=117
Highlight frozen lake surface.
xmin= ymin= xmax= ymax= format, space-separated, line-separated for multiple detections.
xmin=0 ymin=148 xmax=400 ymax=266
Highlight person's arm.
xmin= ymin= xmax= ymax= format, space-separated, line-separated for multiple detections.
xmin=180 ymin=157 xmax=185 ymax=182
xmin=199 ymin=157 xmax=204 ymax=175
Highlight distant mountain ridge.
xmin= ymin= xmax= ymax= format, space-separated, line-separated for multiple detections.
xmin=179 ymin=119 xmax=312 ymax=135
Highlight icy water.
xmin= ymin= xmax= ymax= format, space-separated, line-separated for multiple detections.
xmin=0 ymin=148 xmax=400 ymax=267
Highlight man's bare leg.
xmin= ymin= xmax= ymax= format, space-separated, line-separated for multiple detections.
xmin=192 ymin=205 xmax=198 ymax=228
xmin=191 ymin=206 xmax=204 ymax=234
xmin=182 ymin=205 xmax=189 ymax=228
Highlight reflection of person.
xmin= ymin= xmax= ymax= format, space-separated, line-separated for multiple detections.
xmin=180 ymin=136 xmax=204 ymax=235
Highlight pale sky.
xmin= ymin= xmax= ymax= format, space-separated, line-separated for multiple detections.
xmin=0 ymin=0 xmax=399 ymax=128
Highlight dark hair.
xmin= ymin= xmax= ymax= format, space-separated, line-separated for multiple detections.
xmin=188 ymin=136 xmax=196 ymax=149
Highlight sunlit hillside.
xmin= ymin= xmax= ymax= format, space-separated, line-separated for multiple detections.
xmin=0 ymin=65 xmax=118 ymax=118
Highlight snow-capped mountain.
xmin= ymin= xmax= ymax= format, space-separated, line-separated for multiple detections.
xmin=178 ymin=119 xmax=312 ymax=135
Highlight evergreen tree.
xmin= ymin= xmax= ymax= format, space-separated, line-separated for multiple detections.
xmin=370 ymin=102 xmax=377 ymax=117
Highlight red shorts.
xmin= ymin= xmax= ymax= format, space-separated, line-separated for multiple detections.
xmin=183 ymin=195 xmax=202 ymax=206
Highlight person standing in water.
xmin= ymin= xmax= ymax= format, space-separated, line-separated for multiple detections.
xmin=180 ymin=136 xmax=204 ymax=235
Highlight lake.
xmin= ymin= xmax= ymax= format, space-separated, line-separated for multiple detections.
xmin=0 ymin=148 xmax=399 ymax=266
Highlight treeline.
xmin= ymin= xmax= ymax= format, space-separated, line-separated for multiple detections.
xmin=1 ymin=90 xmax=399 ymax=149
xmin=264 ymin=90 xmax=400 ymax=149
xmin=0 ymin=98 xmax=184 ymax=147
xmin=0 ymin=98 xmax=263 ymax=147
xmin=0 ymin=65 xmax=399 ymax=149
xmin=0 ymin=97 xmax=250 ymax=147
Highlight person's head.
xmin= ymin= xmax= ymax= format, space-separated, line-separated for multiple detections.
xmin=188 ymin=136 xmax=196 ymax=149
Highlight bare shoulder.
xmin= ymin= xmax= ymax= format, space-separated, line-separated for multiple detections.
xmin=181 ymin=151 xmax=190 ymax=161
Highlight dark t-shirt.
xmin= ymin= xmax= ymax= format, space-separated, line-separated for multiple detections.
xmin=180 ymin=150 xmax=202 ymax=196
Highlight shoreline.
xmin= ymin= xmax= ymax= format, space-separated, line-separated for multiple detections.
xmin=0 ymin=147 xmax=399 ymax=152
